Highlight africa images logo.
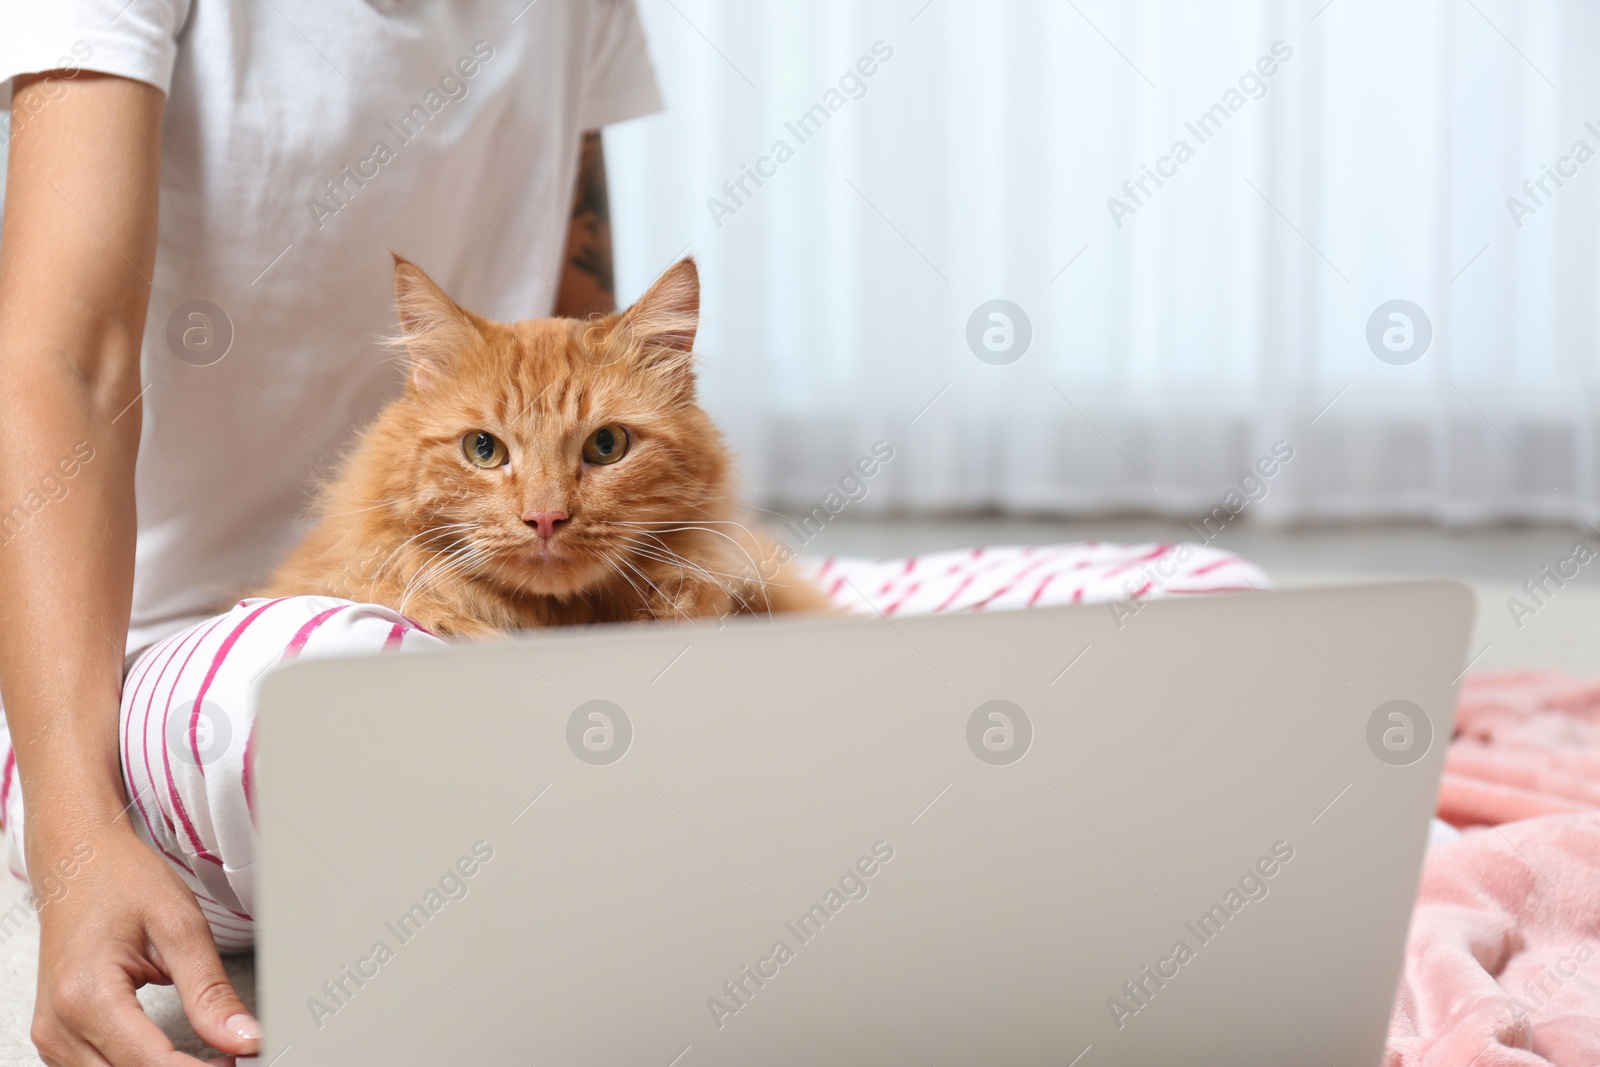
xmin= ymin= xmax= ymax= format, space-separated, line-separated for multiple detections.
xmin=967 ymin=700 xmax=1033 ymax=765
xmin=1366 ymin=300 xmax=1432 ymax=365
xmin=1366 ymin=699 xmax=1432 ymax=767
xmin=567 ymin=699 xmax=633 ymax=765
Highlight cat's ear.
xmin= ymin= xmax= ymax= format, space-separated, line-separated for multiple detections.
xmin=615 ymin=257 xmax=699 ymax=387
xmin=392 ymin=253 xmax=476 ymax=390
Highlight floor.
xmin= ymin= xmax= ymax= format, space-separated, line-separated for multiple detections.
xmin=0 ymin=520 xmax=1594 ymax=1063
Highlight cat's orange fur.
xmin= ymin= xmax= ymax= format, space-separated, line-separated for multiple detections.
xmin=254 ymin=256 xmax=831 ymax=637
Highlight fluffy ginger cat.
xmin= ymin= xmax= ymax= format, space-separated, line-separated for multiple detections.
xmin=254 ymin=256 xmax=830 ymax=637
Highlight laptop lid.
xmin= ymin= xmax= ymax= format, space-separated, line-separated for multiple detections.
xmin=257 ymin=580 xmax=1472 ymax=1066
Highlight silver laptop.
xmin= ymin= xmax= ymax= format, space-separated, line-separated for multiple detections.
xmin=255 ymin=580 xmax=1472 ymax=1066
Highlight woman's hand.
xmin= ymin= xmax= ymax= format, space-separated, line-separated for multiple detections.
xmin=30 ymin=824 xmax=260 ymax=1066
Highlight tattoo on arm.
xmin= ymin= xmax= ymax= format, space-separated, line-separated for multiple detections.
xmin=557 ymin=130 xmax=614 ymax=316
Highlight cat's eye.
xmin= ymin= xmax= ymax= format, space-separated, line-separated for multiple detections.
xmin=462 ymin=431 xmax=509 ymax=468
xmin=582 ymin=424 xmax=630 ymax=466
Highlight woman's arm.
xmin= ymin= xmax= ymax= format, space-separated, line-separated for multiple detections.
xmin=0 ymin=71 xmax=258 ymax=1066
xmin=554 ymin=129 xmax=616 ymax=317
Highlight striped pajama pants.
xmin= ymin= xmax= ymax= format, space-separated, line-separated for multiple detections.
xmin=0 ymin=596 xmax=443 ymax=952
xmin=0 ymin=543 xmax=1264 ymax=950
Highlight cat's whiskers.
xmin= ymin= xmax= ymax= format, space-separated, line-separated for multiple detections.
xmin=369 ymin=521 xmax=481 ymax=588
xmin=629 ymin=552 xmax=741 ymax=593
xmin=372 ymin=528 xmax=481 ymax=604
xmin=617 ymin=533 xmax=767 ymax=617
xmin=617 ymin=527 xmax=748 ymax=575
xmin=739 ymin=504 xmax=835 ymax=529
xmin=600 ymin=555 xmax=662 ymax=617
xmin=613 ymin=517 xmax=757 ymax=532
xmin=607 ymin=520 xmax=774 ymax=611
xmin=619 ymin=534 xmax=748 ymax=585
xmin=398 ymin=537 xmax=490 ymax=613
xmin=619 ymin=503 xmax=722 ymax=519
xmin=627 ymin=548 xmax=741 ymax=611
xmin=609 ymin=522 xmax=767 ymax=599
xmin=613 ymin=555 xmax=696 ymax=622
xmin=322 ymin=499 xmax=398 ymax=519
xmin=396 ymin=542 xmax=466 ymax=612
xmin=630 ymin=550 xmax=688 ymax=607
xmin=402 ymin=547 xmax=490 ymax=615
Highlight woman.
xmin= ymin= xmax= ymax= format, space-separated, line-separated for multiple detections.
xmin=0 ymin=2 xmax=660 ymax=1062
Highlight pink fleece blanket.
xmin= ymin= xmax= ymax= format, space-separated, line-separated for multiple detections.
xmin=1387 ymin=672 xmax=1600 ymax=1066
xmin=1437 ymin=672 xmax=1600 ymax=828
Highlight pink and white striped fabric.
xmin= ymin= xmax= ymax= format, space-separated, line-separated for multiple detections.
xmin=0 ymin=541 xmax=1264 ymax=950
xmin=805 ymin=541 xmax=1268 ymax=617
xmin=0 ymin=596 xmax=443 ymax=952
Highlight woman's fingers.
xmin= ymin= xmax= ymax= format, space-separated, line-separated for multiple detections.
xmin=30 ymin=1008 xmax=114 ymax=1067
xmin=36 ymin=958 xmax=214 ymax=1067
xmin=34 ymin=1046 xmax=112 ymax=1067
xmin=151 ymin=909 xmax=261 ymax=1058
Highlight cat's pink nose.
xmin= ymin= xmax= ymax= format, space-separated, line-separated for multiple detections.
xmin=522 ymin=510 xmax=569 ymax=540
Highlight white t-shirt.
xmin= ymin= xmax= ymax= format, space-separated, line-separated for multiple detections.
xmin=0 ymin=0 xmax=661 ymax=652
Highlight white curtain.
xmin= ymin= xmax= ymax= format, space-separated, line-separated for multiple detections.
xmin=607 ymin=0 xmax=1600 ymax=523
